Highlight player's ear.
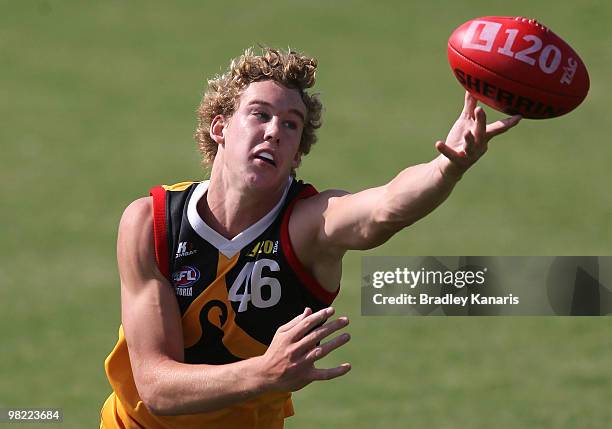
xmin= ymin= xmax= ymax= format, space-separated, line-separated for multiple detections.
xmin=210 ymin=115 xmax=226 ymax=145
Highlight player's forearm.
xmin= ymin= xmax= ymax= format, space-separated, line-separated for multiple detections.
xmin=325 ymin=154 xmax=462 ymax=251
xmin=376 ymin=154 xmax=461 ymax=230
xmin=141 ymin=355 xmax=271 ymax=416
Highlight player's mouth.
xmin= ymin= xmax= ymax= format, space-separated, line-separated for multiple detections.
xmin=253 ymin=150 xmax=276 ymax=167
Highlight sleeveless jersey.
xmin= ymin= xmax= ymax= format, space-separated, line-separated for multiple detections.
xmin=101 ymin=178 xmax=339 ymax=429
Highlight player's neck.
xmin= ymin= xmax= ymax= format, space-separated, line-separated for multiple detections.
xmin=202 ymin=168 xmax=288 ymax=239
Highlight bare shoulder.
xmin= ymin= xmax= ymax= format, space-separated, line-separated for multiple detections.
xmin=289 ymin=189 xmax=350 ymax=293
xmin=117 ymin=196 xmax=159 ymax=291
xmin=118 ymin=197 xmax=153 ymax=247
xmin=119 ymin=196 xmax=153 ymax=235
xmin=294 ymin=189 xmax=350 ymax=216
xmin=290 ymin=189 xmax=349 ymax=244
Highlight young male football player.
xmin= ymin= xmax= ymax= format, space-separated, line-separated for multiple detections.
xmin=100 ymin=47 xmax=521 ymax=428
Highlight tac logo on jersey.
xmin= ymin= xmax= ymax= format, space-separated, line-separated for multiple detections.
xmin=173 ymin=266 xmax=200 ymax=297
xmin=247 ymin=240 xmax=279 ymax=257
xmin=176 ymin=241 xmax=198 ymax=258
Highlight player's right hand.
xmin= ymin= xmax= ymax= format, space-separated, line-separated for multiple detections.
xmin=258 ymin=307 xmax=351 ymax=392
xmin=435 ymin=91 xmax=521 ymax=180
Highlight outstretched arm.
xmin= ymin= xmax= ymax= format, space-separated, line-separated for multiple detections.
xmin=292 ymin=92 xmax=521 ymax=259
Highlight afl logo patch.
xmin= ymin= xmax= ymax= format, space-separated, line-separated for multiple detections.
xmin=173 ymin=266 xmax=200 ymax=287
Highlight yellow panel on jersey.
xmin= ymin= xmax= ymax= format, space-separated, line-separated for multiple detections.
xmin=162 ymin=181 xmax=197 ymax=192
xmin=101 ymin=325 xmax=293 ymax=429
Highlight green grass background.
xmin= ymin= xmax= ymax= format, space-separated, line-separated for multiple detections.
xmin=1 ymin=0 xmax=611 ymax=427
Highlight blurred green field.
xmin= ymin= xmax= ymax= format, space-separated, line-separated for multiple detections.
xmin=1 ymin=1 xmax=611 ymax=428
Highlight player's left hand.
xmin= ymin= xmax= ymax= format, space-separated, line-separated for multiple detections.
xmin=435 ymin=91 xmax=521 ymax=179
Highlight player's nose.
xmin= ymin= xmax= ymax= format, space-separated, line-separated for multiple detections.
xmin=263 ymin=117 xmax=281 ymax=144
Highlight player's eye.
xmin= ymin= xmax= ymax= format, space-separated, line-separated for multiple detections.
xmin=283 ymin=121 xmax=298 ymax=130
xmin=253 ymin=111 xmax=270 ymax=121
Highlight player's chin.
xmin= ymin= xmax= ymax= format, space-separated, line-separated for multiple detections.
xmin=243 ymin=168 xmax=288 ymax=189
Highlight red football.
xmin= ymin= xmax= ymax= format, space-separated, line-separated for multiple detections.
xmin=447 ymin=16 xmax=589 ymax=119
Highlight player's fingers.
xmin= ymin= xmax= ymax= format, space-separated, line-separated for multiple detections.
xmin=486 ymin=115 xmax=522 ymax=139
xmin=296 ymin=317 xmax=350 ymax=354
xmin=310 ymin=363 xmax=352 ymax=381
xmin=463 ymin=131 xmax=477 ymax=157
xmin=303 ymin=332 xmax=351 ymax=364
xmin=278 ymin=307 xmax=312 ymax=333
xmin=288 ymin=307 xmax=335 ymax=340
xmin=473 ymin=106 xmax=486 ymax=144
xmin=436 ymin=140 xmax=464 ymax=163
xmin=462 ymin=91 xmax=477 ymax=118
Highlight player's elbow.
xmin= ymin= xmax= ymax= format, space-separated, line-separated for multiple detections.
xmin=142 ymin=397 xmax=167 ymax=416
xmin=346 ymin=198 xmax=411 ymax=251
xmin=363 ymin=198 xmax=414 ymax=245
xmin=354 ymin=231 xmax=392 ymax=250
xmin=351 ymin=211 xmax=399 ymax=250
xmin=139 ymin=381 xmax=168 ymax=415
xmin=140 ymin=385 xmax=181 ymax=416
xmin=374 ymin=182 xmax=420 ymax=230
xmin=145 ymin=402 xmax=181 ymax=417
xmin=136 ymin=370 xmax=183 ymax=416
xmin=375 ymin=206 xmax=416 ymax=233
xmin=367 ymin=219 xmax=403 ymax=249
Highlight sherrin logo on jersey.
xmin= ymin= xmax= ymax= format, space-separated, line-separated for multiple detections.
xmin=172 ymin=266 xmax=200 ymax=297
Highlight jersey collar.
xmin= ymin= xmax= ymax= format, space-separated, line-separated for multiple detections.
xmin=187 ymin=177 xmax=293 ymax=258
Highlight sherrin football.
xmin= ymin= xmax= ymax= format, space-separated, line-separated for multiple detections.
xmin=448 ymin=16 xmax=589 ymax=119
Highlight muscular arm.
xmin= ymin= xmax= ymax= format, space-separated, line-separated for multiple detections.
xmin=119 ymin=198 xmax=350 ymax=415
xmin=310 ymin=158 xmax=459 ymax=251
xmin=292 ymin=93 xmax=521 ymax=280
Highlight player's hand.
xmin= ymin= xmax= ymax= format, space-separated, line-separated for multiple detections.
xmin=435 ymin=91 xmax=521 ymax=180
xmin=259 ymin=307 xmax=351 ymax=392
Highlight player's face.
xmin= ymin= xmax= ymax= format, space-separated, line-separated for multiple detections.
xmin=222 ymin=80 xmax=306 ymax=189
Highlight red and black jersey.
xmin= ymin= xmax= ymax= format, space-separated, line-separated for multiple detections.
xmin=101 ymin=178 xmax=339 ymax=429
xmin=150 ymin=177 xmax=338 ymax=363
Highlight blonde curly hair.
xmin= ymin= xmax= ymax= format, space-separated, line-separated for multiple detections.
xmin=195 ymin=47 xmax=323 ymax=167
